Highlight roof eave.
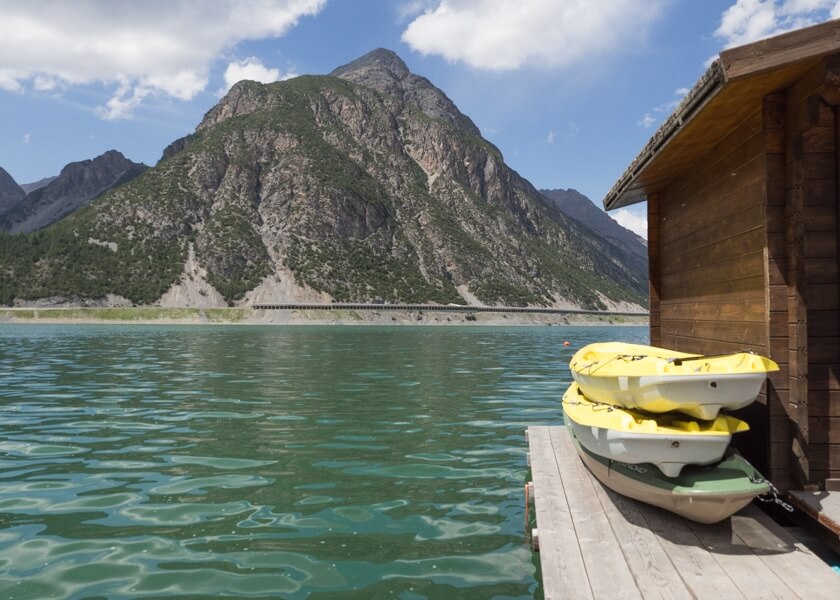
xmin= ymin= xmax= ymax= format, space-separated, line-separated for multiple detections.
xmin=602 ymin=61 xmax=726 ymax=211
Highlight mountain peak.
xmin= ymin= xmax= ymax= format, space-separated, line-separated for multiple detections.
xmin=330 ymin=48 xmax=410 ymax=79
xmin=331 ymin=48 xmax=481 ymax=137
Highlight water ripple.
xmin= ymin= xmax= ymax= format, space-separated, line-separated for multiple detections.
xmin=0 ymin=323 xmax=647 ymax=598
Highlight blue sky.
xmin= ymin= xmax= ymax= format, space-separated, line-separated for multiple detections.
xmin=2 ymin=0 xmax=839 ymax=237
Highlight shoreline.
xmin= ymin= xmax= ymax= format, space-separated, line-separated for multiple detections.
xmin=0 ymin=307 xmax=649 ymax=327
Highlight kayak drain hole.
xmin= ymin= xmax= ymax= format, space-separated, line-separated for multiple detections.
xmin=709 ymin=381 xmax=718 ymax=388
xmin=671 ymin=441 xmax=680 ymax=448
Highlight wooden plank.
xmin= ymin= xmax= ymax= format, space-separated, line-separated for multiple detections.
xmin=661 ymin=298 xmax=767 ymax=323
xmin=687 ymin=517 xmax=799 ymax=599
xmin=640 ymin=501 xmax=746 ymax=598
xmin=804 ymin=152 xmax=836 ymax=180
xmin=720 ymin=20 xmax=840 ymax=81
xmin=649 ymin=194 xmax=662 ymax=347
xmin=804 ymin=178 xmax=838 ymax=205
xmin=809 ymin=417 xmax=840 ymax=444
xmin=789 ymin=490 xmax=840 ymax=536
xmin=805 ymin=232 xmax=840 ymax=259
xmin=660 ymin=319 xmax=767 ymax=347
xmin=663 ymin=158 xmax=764 ymax=240
xmin=807 ymin=310 xmax=840 ymax=334
xmin=547 ymin=428 xmax=643 ymax=599
xmin=527 ymin=426 xmax=594 ymax=600
xmin=661 ymin=248 xmax=765 ymax=284
xmin=733 ymin=504 xmax=840 ymax=600
xmin=530 ymin=427 xmax=840 ymax=598
xmin=661 ymin=273 xmax=766 ymax=302
xmin=666 ymin=195 xmax=766 ymax=251
xmin=667 ymin=111 xmax=764 ymax=204
xmin=805 ymin=258 xmax=839 ymax=284
xmin=659 ymin=335 xmax=761 ymax=356
xmin=588 ymin=477 xmax=694 ymax=599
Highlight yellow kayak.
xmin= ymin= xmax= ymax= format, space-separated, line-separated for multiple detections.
xmin=562 ymin=382 xmax=749 ymax=477
xmin=570 ymin=342 xmax=778 ymax=420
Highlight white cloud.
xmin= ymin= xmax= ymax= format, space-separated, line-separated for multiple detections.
xmin=637 ymin=114 xmax=656 ymax=128
xmin=0 ymin=0 xmax=326 ymax=119
xmin=396 ymin=0 xmax=439 ymax=23
xmin=222 ymin=57 xmax=297 ymax=94
xmin=715 ymin=0 xmax=840 ymax=47
xmin=546 ymin=130 xmax=557 ymax=144
xmin=401 ymin=0 xmax=668 ymax=71
xmin=639 ymin=87 xmax=691 ymax=130
xmin=22 ymin=133 xmax=31 ymax=145
xmin=611 ymin=208 xmax=648 ymax=239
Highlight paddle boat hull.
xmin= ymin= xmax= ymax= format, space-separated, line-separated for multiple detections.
xmin=570 ymin=342 xmax=779 ymax=420
xmin=567 ymin=422 xmax=770 ymax=524
xmin=562 ymin=382 xmax=749 ymax=477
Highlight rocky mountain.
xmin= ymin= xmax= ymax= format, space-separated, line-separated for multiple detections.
xmin=0 ymin=150 xmax=148 ymax=234
xmin=0 ymin=166 xmax=25 ymax=216
xmin=540 ymin=188 xmax=647 ymax=261
xmin=20 ymin=176 xmax=57 ymax=194
xmin=0 ymin=49 xmax=648 ymax=309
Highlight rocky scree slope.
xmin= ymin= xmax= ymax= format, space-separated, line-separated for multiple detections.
xmin=0 ymin=49 xmax=647 ymax=309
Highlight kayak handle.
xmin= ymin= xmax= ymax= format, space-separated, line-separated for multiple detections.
xmin=667 ymin=350 xmax=755 ymax=367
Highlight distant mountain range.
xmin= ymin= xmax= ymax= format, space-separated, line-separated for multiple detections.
xmin=19 ymin=176 xmax=57 ymax=195
xmin=0 ymin=49 xmax=648 ymax=310
xmin=0 ymin=150 xmax=147 ymax=234
xmin=540 ymin=188 xmax=647 ymax=260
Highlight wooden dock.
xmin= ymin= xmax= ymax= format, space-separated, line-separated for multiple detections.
xmin=526 ymin=426 xmax=839 ymax=599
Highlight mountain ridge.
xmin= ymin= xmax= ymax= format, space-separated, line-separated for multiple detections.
xmin=0 ymin=150 xmax=149 ymax=234
xmin=540 ymin=188 xmax=647 ymax=261
xmin=0 ymin=49 xmax=648 ymax=310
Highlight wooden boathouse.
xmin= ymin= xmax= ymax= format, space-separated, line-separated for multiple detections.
xmin=603 ymin=19 xmax=840 ymax=497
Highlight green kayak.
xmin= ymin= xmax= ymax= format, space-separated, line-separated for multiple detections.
xmin=567 ymin=420 xmax=770 ymax=523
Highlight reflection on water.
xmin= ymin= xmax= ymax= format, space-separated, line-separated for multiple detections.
xmin=0 ymin=324 xmax=647 ymax=599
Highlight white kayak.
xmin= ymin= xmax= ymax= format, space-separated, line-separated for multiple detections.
xmin=570 ymin=342 xmax=779 ymax=420
xmin=562 ymin=382 xmax=749 ymax=477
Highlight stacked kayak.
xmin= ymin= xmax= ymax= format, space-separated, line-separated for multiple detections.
xmin=563 ymin=341 xmax=778 ymax=523
xmin=563 ymin=382 xmax=749 ymax=477
xmin=566 ymin=420 xmax=770 ymax=524
xmin=570 ymin=341 xmax=779 ymax=420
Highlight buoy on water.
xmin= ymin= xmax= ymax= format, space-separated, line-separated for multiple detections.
xmin=563 ymin=341 xmax=571 ymax=347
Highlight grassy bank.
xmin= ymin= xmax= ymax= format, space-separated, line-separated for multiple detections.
xmin=0 ymin=307 xmax=247 ymax=323
xmin=0 ymin=306 xmax=648 ymax=326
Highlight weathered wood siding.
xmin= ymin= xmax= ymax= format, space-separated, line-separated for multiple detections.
xmin=654 ymin=109 xmax=771 ymax=474
xmin=765 ymin=92 xmax=791 ymax=488
xmin=649 ymin=56 xmax=840 ymax=488
xmin=782 ymin=58 xmax=840 ymax=486
xmin=657 ymin=109 xmax=768 ymax=355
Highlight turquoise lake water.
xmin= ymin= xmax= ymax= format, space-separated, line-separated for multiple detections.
xmin=0 ymin=324 xmax=647 ymax=599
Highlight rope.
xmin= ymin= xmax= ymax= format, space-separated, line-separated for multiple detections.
xmin=576 ymin=353 xmax=647 ymax=374
xmin=562 ymin=386 xmax=616 ymax=412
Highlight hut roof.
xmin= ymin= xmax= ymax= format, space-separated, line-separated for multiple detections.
xmin=603 ymin=19 xmax=840 ymax=210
